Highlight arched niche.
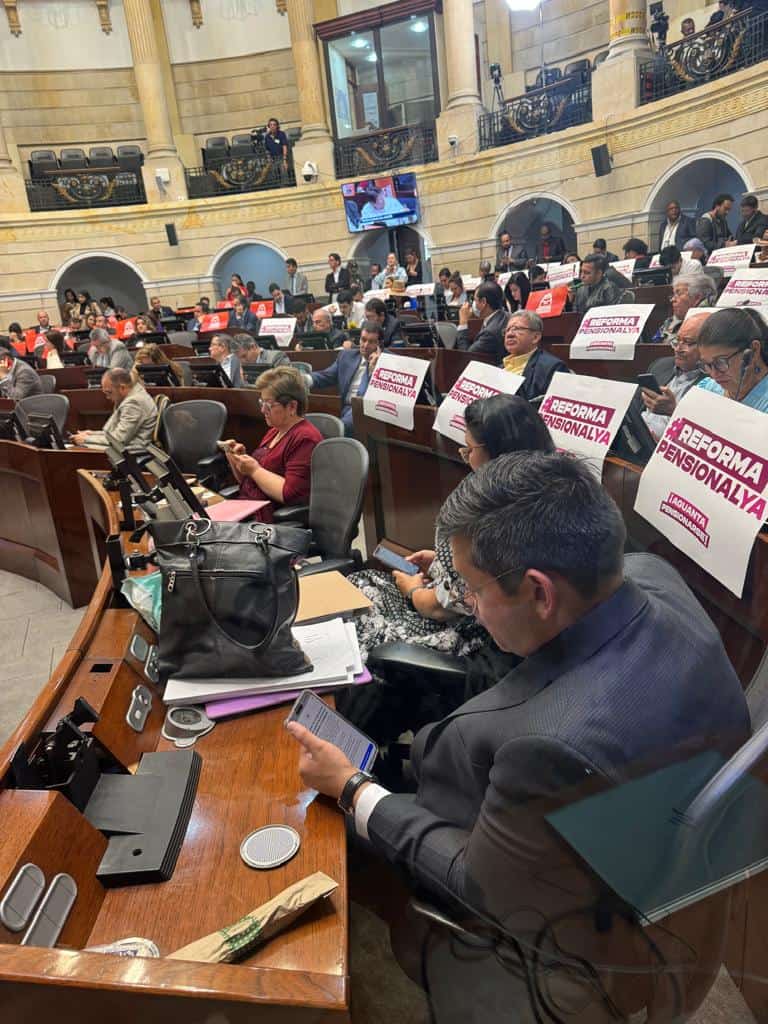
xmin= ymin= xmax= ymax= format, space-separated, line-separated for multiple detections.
xmin=51 ymin=252 xmax=147 ymax=317
xmin=208 ymin=239 xmax=287 ymax=299
xmin=646 ymin=153 xmax=751 ymax=227
xmin=493 ymin=195 xmax=578 ymax=262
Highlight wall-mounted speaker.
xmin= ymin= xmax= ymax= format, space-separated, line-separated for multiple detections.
xmin=165 ymin=223 xmax=178 ymax=247
xmin=591 ymin=144 xmax=612 ymax=178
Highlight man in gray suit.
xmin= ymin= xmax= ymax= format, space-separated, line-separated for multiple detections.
xmin=0 ymin=348 xmax=42 ymax=399
xmin=285 ymin=257 xmax=309 ymax=296
xmin=89 ymin=328 xmax=133 ymax=371
xmin=72 ymin=368 xmax=157 ymax=450
xmin=288 ymin=452 xmax=749 ymax=1018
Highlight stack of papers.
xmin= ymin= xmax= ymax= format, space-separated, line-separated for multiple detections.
xmin=163 ymin=618 xmax=362 ymax=708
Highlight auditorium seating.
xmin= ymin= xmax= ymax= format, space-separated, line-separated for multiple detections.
xmin=27 ymin=145 xmax=142 ymax=177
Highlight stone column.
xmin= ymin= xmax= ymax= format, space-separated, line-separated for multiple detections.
xmin=0 ymin=121 xmax=28 ymax=214
xmin=287 ymin=0 xmax=334 ymax=186
xmin=124 ymin=0 xmax=187 ymax=201
xmin=436 ymin=0 xmax=483 ymax=158
xmin=593 ymin=0 xmax=651 ymax=119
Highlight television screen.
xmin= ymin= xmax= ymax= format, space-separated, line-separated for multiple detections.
xmin=341 ymin=172 xmax=420 ymax=233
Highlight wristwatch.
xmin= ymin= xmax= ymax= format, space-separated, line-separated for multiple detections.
xmin=337 ymin=770 xmax=374 ymax=815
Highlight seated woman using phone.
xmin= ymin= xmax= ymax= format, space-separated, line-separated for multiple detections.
xmin=221 ymin=366 xmax=322 ymax=523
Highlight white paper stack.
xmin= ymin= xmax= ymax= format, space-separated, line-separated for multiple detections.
xmin=163 ymin=618 xmax=362 ymax=707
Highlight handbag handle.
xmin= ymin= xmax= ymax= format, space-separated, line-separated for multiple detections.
xmin=187 ymin=546 xmax=287 ymax=654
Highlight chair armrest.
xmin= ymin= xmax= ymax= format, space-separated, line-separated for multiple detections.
xmin=298 ymin=557 xmax=358 ymax=577
xmin=273 ymin=504 xmax=309 ymax=525
xmin=216 ymin=484 xmax=240 ymax=500
xmin=366 ymin=642 xmax=466 ymax=680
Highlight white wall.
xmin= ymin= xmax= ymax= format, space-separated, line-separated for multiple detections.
xmin=0 ymin=0 xmax=132 ymax=70
xmin=162 ymin=0 xmax=290 ymax=63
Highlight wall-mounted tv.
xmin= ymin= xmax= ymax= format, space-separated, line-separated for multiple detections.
xmin=341 ymin=172 xmax=420 ymax=233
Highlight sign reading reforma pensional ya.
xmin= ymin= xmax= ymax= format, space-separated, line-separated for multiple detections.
xmin=634 ymin=387 xmax=768 ymax=597
xmin=570 ymin=304 xmax=654 ymax=360
xmin=706 ymin=244 xmax=756 ymax=276
xmin=539 ymin=373 xmax=637 ymax=477
xmin=433 ymin=361 xmax=525 ymax=445
xmin=716 ymin=268 xmax=768 ymax=307
xmin=362 ymin=352 xmax=430 ymax=431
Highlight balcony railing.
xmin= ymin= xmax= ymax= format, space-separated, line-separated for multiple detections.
xmin=333 ymin=124 xmax=438 ymax=179
xmin=185 ymin=153 xmax=296 ymax=199
xmin=24 ymin=168 xmax=146 ymax=211
xmin=639 ymin=8 xmax=768 ymax=104
xmin=478 ymin=73 xmax=592 ymax=151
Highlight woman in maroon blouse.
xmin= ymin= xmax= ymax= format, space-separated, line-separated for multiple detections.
xmin=223 ymin=366 xmax=322 ymax=523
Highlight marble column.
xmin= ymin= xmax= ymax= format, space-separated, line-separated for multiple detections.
xmin=607 ymin=0 xmax=649 ymax=58
xmin=436 ymin=0 xmax=483 ymax=158
xmin=593 ymin=0 xmax=650 ymax=119
xmin=124 ymin=0 xmax=187 ymax=201
xmin=287 ymin=0 xmax=334 ymax=186
xmin=0 ymin=120 xmax=28 ymax=214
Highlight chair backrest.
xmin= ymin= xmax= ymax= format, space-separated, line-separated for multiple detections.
xmin=30 ymin=149 xmax=56 ymax=162
xmin=564 ymin=59 xmax=591 ymax=77
xmin=435 ymin=322 xmax=458 ymax=349
xmin=305 ymin=412 xmax=345 ymax=439
xmin=116 ymin=145 xmax=143 ymax=170
xmin=308 ymin=438 xmax=369 ymax=559
xmin=153 ymin=394 xmax=170 ymax=444
xmin=232 ymin=133 xmax=253 ymax=147
xmin=175 ymin=360 xmax=195 ymax=386
xmin=290 ymin=360 xmax=313 ymax=374
xmin=39 ymin=374 xmax=57 ymax=393
xmin=206 ymin=136 xmax=229 ymax=151
xmin=60 ymin=148 xmax=87 ymax=168
xmin=17 ymin=393 xmax=69 ymax=432
xmin=159 ymin=399 xmax=228 ymax=473
xmin=167 ymin=330 xmax=198 ymax=347
xmin=745 ymin=646 xmax=768 ymax=730
xmin=30 ymin=150 xmax=58 ymax=175
xmin=88 ymin=146 xmax=115 ymax=167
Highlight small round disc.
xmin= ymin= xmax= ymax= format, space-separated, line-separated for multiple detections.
xmin=240 ymin=825 xmax=300 ymax=870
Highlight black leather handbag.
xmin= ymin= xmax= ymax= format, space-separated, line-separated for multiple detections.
xmin=148 ymin=518 xmax=313 ymax=682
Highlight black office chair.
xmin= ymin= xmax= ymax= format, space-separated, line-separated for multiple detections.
xmin=305 ymin=412 xmax=345 ymax=439
xmin=88 ymin=146 xmax=115 ymax=168
xmin=18 ymin=394 xmax=69 ymax=433
xmin=116 ymin=145 xmax=143 ymax=172
xmin=230 ymin=134 xmax=255 ymax=158
xmin=564 ymin=58 xmax=591 ymax=82
xmin=167 ymin=330 xmax=198 ymax=347
xmin=158 ymin=399 xmax=227 ymax=483
xmin=204 ymin=136 xmax=229 ymax=167
xmin=29 ymin=150 xmax=58 ymax=177
xmin=174 ymin=361 xmax=195 ymax=386
xmin=268 ymin=438 xmax=368 ymax=576
xmin=59 ymin=148 xmax=87 ymax=171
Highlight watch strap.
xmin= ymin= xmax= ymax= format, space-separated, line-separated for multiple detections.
xmin=338 ymin=770 xmax=373 ymax=815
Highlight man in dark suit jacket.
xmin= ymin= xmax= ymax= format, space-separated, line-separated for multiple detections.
xmin=310 ymin=321 xmax=382 ymax=434
xmin=227 ymin=298 xmax=258 ymax=332
xmin=733 ymin=194 xmax=768 ymax=245
xmin=363 ymin=298 xmax=403 ymax=347
xmin=0 ymin=348 xmax=43 ymax=399
xmin=656 ymin=200 xmax=696 ymax=253
xmin=456 ymin=281 xmax=509 ymax=362
xmin=501 ymin=309 xmax=569 ymax=399
xmin=288 ymin=452 xmax=750 ymax=1019
xmin=324 ymin=252 xmax=351 ymax=304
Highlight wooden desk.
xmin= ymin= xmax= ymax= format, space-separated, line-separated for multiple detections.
xmin=0 ymin=441 xmax=108 ymax=606
xmin=0 ymin=471 xmax=350 ymax=1022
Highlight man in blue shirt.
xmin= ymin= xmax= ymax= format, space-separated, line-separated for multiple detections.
xmin=263 ymin=117 xmax=289 ymax=171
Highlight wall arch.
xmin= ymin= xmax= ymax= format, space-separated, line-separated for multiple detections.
xmin=643 ymin=150 xmax=754 ymax=214
xmin=49 ymin=250 xmax=148 ymax=291
xmin=490 ymin=194 xmax=579 ymax=259
xmin=207 ymin=237 xmax=289 ymax=297
xmin=348 ymin=223 xmax=436 ymax=281
xmin=50 ymin=252 xmax=148 ymax=315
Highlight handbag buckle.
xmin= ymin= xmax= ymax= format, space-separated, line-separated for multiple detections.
xmin=185 ymin=519 xmax=211 ymax=543
xmin=248 ymin=523 xmax=273 ymax=551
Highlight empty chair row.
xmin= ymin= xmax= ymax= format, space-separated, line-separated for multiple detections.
xmin=527 ymin=54 xmax=605 ymax=91
xmin=29 ymin=146 xmax=144 ymax=177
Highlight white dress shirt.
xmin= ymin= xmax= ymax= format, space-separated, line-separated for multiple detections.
xmin=661 ymin=220 xmax=680 ymax=249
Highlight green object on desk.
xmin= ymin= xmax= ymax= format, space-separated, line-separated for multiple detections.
xmin=121 ymin=570 xmax=162 ymax=632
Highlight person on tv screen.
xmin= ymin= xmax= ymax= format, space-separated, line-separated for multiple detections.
xmin=360 ymin=183 xmax=408 ymax=223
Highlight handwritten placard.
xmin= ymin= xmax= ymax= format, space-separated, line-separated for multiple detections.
xmin=434 ymin=361 xmax=525 ymax=444
xmin=362 ymin=352 xmax=430 ymax=432
xmin=539 ymin=374 xmax=637 ymax=477
xmin=634 ymin=387 xmax=768 ymax=596
xmin=706 ymin=244 xmax=756 ymax=276
xmin=716 ymin=268 xmax=768 ymax=307
xmin=570 ymin=304 xmax=654 ymax=360
xmin=406 ymin=283 xmax=435 ymax=297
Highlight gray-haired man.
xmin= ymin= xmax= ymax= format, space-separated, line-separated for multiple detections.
xmin=89 ymin=328 xmax=133 ymax=371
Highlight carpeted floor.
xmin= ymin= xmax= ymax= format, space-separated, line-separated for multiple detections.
xmin=0 ymin=569 xmax=757 ymax=1024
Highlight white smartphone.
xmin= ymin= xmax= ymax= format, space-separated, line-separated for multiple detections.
xmin=287 ymin=690 xmax=378 ymax=771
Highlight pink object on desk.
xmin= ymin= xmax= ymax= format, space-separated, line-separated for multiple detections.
xmin=206 ymin=499 xmax=269 ymax=522
xmin=205 ymin=669 xmax=372 ymax=720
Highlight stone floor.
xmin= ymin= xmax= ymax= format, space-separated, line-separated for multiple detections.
xmin=0 ymin=570 xmax=757 ymax=1023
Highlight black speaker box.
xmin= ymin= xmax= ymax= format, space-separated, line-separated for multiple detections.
xmin=165 ymin=223 xmax=179 ymax=246
xmin=591 ymin=144 xmax=612 ymax=178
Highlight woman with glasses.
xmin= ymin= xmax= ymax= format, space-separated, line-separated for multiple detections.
xmin=220 ymin=366 xmax=322 ymax=523
xmin=696 ymin=307 xmax=768 ymax=412
xmin=346 ymin=395 xmax=554 ymax=664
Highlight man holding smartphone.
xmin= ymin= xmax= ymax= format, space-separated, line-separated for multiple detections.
xmin=640 ymin=310 xmax=707 ymax=440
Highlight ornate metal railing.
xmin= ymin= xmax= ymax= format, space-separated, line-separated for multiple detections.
xmin=478 ymin=74 xmax=592 ymax=151
xmin=333 ymin=124 xmax=438 ymax=179
xmin=185 ymin=153 xmax=296 ymax=199
xmin=639 ymin=8 xmax=768 ymax=104
xmin=24 ymin=168 xmax=146 ymax=211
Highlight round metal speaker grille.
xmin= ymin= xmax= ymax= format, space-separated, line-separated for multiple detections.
xmin=240 ymin=825 xmax=301 ymax=870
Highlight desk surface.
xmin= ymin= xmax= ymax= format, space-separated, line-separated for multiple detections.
xmin=0 ymin=471 xmax=350 ymax=1021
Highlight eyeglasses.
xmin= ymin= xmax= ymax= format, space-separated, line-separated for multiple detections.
xmin=259 ymin=399 xmax=283 ymax=411
xmin=670 ymin=337 xmax=698 ymax=350
xmin=507 ymin=325 xmax=536 ymax=334
xmin=698 ymin=349 xmax=743 ymax=374
xmin=448 ymin=566 xmax=524 ymax=613
xmin=457 ymin=442 xmax=486 ymax=464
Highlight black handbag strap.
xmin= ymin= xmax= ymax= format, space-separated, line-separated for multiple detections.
xmin=187 ymin=546 xmax=286 ymax=654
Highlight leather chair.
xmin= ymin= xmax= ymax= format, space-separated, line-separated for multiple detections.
xmin=204 ymin=136 xmax=229 ymax=167
xmin=174 ymin=360 xmax=195 ymax=386
xmin=38 ymin=374 xmax=57 ymax=394
xmin=116 ymin=145 xmax=143 ymax=172
xmin=158 ymin=399 xmax=227 ymax=483
xmin=230 ymin=134 xmax=255 ymax=158
xmin=59 ymin=148 xmax=87 ymax=171
xmin=166 ymin=330 xmax=198 ymax=347
xmin=435 ymin=322 xmax=458 ymax=349
xmin=305 ymin=412 xmax=345 ymax=439
xmin=29 ymin=150 xmax=58 ymax=177
xmin=89 ymin=146 xmax=115 ymax=168
xmin=17 ymin=393 xmax=69 ymax=433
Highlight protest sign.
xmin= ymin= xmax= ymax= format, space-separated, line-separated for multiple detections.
xmin=362 ymin=352 xmax=430 ymax=431
xmin=716 ymin=268 xmax=768 ymax=307
xmin=434 ymin=361 xmax=525 ymax=444
xmin=609 ymin=258 xmax=636 ymax=279
xmin=526 ymin=286 xmax=569 ymax=318
xmin=259 ymin=317 xmax=296 ymax=347
xmin=706 ymin=245 xmax=755 ymax=276
xmin=406 ymin=283 xmax=435 ymax=297
xmin=548 ymin=263 xmax=579 ymax=287
xmin=570 ymin=304 xmax=654 ymax=360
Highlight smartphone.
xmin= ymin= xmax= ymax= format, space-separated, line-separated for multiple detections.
xmin=637 ymin=373 xmax=662 ymax=394
xmin=372 ymin=543 xmax=419 ymax=575
xmin=287 ymin=691 xmax=378 ymax=771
